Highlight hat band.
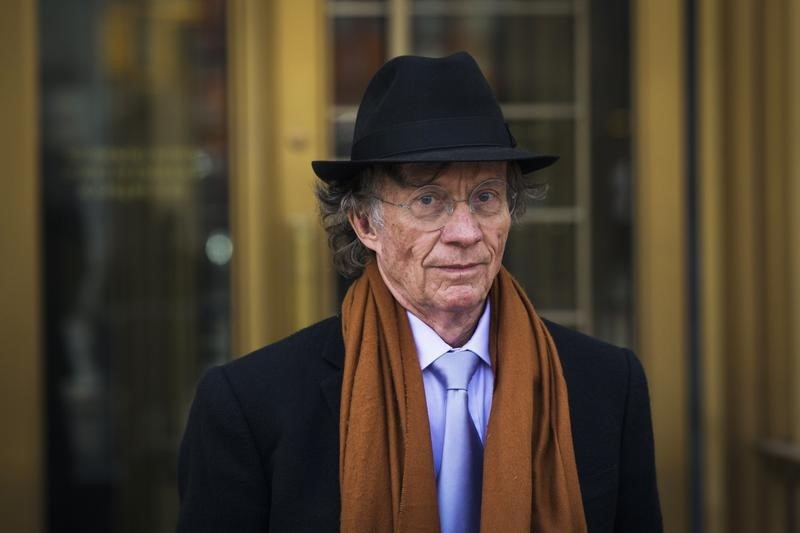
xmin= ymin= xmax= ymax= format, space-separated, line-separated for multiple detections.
xmin=350 ymin=116 xmax=513 ymax=160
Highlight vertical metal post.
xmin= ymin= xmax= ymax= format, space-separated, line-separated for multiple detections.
xmin=0 ymin=1 xmax=43 ymax=531
xmin=574 ymin=0 xmax=592 ymax=333
xmin=389 ymin=0 xmax=410 ymax=56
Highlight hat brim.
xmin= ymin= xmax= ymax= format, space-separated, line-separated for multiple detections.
xmin=312 ymin=146 xmax=558 ymax=183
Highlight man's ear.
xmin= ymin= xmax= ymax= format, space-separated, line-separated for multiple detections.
xmin=348 ymin=211 xmax=380 ymax=253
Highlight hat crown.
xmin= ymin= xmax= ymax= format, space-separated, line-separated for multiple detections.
xmin=354 ymin=52 xmax=504 ymax=143
xmin=350 ymin=52 xmax=513 ymax=161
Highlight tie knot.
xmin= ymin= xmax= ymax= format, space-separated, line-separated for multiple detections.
xmin=431 ymin=350 xmax=481 ymax=391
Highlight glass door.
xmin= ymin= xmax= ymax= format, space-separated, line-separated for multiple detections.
xmin=39 ymin=1 xmax=230 ymax=531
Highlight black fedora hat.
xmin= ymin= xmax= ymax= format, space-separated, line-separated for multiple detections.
xmin=312 ymin=51 xmax=558 ymax=183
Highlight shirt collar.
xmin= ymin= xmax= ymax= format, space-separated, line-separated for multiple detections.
xmin=406 ymin=301 xmax=492 ymax=370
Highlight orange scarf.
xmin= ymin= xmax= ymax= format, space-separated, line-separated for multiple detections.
xmin=339 ymin=262 xmax=587 ymax=532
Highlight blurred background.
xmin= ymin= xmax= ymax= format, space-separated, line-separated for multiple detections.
xmin=1 ymin=0 xmax=799 ymax=532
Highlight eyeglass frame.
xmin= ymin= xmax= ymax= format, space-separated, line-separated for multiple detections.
xmin=369 ymin=177 xmax=518 ymax=230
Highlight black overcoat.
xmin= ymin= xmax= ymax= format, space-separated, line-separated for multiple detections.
xmin=177 ymin=316 xmax=663 ymax=532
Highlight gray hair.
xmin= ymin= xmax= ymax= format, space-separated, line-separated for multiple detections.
xmin=315 ymin=162 xmax=548 ymax=278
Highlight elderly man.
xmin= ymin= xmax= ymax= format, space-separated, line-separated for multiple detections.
xmin=177 ymin=52 xmax=662 ymax=533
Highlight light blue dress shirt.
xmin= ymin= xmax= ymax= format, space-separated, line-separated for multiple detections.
xmin=406 ymin=302 xmax=494 ymax=476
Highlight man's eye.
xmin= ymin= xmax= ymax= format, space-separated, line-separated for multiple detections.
xmin=412 ymin=191 xmax=444 ymax=207
xmin=475 ymin=191 xmax=497 ymax=203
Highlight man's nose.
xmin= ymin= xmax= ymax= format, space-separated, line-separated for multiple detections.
xmin=439 ymin=201 xmax=482 ymax=245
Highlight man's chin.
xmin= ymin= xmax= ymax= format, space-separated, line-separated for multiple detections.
xmin=434 ymin=289 xmax=488 ymax=314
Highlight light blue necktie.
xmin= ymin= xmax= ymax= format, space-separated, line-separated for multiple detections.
xmin=430 ymin=349 xmax=483 ymax=533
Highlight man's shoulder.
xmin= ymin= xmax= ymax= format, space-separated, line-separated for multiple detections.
xmin=253 ymin=315 xmax=342 ymax=356
xmin=544 ymin=319 xmax=631 ymax=358
xmin=184 ymin=316 xmax=344 ymax=466
xmin=219 ymin=315 xmax=343 ymax=391
xmin=543 ymin=319 xmax=651 ymax=425
xmin=543 ymin=318 xmax=639 ymax=387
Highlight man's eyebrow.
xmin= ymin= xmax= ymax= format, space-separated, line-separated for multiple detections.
xmin=394 ymin=162 xmax=508 ymax=188
xmin=402 ymin=176 xmax=439 ymax=188
xmin=397 ymin=163 xmax=446 ymax=187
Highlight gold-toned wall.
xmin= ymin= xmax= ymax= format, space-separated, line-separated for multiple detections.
xmin=632 ymin=2 xmax=689 ymax=532
xmin=698 ymin=0 xmax=800 ymax=531
xmin=0 ymin=1 xmax=42 ymax=532
xmin=635 ymin=0 xmax=800 ymax=532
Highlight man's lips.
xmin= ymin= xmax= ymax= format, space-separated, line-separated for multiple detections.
xmin=432 ymin=263 xmax=484 ymax=273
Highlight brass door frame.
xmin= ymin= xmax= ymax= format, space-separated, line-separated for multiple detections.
xmin=0 ymin=1 xmax=43 ymax=532
xmin=228 ymin=0 xmax=333 ymax=356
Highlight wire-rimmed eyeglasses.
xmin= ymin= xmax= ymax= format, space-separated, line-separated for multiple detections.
xmin=371 ymin=178 xmax=517 ymax=230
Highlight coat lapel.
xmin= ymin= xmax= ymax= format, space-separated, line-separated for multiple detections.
xmin=319 ymin=316 xmax=344 ymax=420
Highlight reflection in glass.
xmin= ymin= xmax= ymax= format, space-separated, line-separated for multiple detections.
xmin=510 ymin=120 xmax=575 ymax=206
xmin=505 ymin=222 xmax=576 ymax=310
xmin=413 ymin=15 xmax=574 ymax=102
xmin=411 ymin=0 xmax=568 ymax=2
xmin=334 ymin=118 xmax=357 ymax=158
xmin=334 ymin=17 xmax=388 ymax=104
xmin=40 ymin=1 xmax=230 ymax=532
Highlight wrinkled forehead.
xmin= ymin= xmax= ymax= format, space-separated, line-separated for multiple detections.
xmin=383 ymin=161 xmax=509 ymax=189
